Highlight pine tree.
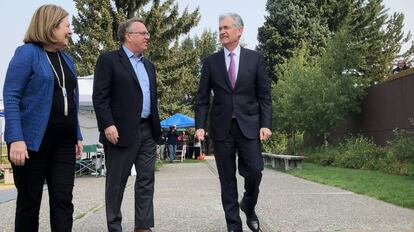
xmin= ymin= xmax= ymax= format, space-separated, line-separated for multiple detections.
xmin=68 ymin=0 xmax=122 ymax=76
xmin=257 ymin=0 xmax=414 ymax=83
xmin=158 ymin=30 xmax=219 ymax=118
xmin=257 ymin=0 xmax=331 ymax=81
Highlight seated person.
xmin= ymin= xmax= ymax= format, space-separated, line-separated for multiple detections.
xmin=392 ymin=58 xmax=410 ymax=74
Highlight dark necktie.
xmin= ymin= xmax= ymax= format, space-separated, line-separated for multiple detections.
xmin=228 ymin=52 xmax=236 ymax=89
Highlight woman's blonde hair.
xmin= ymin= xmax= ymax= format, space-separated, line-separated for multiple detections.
xmin=23 ymin=4 xmax=68 ymax=45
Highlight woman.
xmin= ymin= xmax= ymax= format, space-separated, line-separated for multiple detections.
xmin=3 ymin=4 xmax=83 ymax=232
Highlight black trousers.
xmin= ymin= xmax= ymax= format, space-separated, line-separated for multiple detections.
xmin=213 ymin=119 xmax=263 ymax=231
xmin=186 ymin=146 xmax=194 ymax=159
xmin=10 ymin=125 xmax=76 ymax=232
xmin=105 ymin=121 xmax=156 ymax=232
xmin=194 ymin=146 xmax=201 ymax=159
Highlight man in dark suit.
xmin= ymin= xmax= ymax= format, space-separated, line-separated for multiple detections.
xmin=93 ymin=18 xmax=161 ymax=232
xmin=195 ymin=13 xmax=272 ymax=232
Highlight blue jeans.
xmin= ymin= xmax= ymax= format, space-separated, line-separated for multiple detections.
xmin=167 ymin=144 xmax=176 ymax=161
xmin=159 ymin=144 xmax=166 ymax=160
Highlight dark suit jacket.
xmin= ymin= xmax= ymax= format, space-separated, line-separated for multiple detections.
xmin=195 ymin=47 xmax=272 ymax=141
xmin=93 ymin=48 xmax=161 ymax=147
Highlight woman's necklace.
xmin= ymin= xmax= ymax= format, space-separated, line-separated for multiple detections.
xmin=45 ymin=51 xmax=68 ymax=116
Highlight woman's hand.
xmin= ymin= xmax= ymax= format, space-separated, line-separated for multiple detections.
xmin=10 ymin=141 xmax=29 ymax=166
xmin=75 ymin=141 xmax=83 ymax=160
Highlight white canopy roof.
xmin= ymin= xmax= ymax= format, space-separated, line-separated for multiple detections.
xmin=78 ymin=75 xmax=93 ymax=106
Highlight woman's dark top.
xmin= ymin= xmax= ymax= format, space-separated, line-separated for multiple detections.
xmin=46 ymin=51 xmax=77 ymax=141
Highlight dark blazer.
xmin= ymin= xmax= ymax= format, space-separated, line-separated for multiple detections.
xmin=195 ymin=47 xmax=272 ymax=141
xmin=93 ymin=48 xmax=161 ymax=147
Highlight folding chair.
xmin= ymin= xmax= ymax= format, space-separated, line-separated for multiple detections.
xmin=94 ymin=147 xmax=106 ymax=176
xmin=175 ymin=145 xmax=186 ymax=162
xmin=76 ymin=144 xmax=101 ymax=176
xmin=75 ymin=158 xmax=95 ymax=176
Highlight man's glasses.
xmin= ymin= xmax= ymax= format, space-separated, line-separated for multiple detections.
xmin=128 ymin=31 xmax=150 ymax=37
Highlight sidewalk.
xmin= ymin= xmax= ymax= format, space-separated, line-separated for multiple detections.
xmin=0 ymin=158 xmax=413 ymax=231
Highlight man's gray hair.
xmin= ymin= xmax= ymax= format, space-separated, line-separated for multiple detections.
xmin=117 ymin=17 xmax=146 ymax=43
xmin=219 ymin=13 xmax=244 ymax=28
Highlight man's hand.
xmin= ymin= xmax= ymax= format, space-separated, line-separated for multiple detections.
xmin=260 ymin=128 xmax=272 ymax=141
xmin=195 ymin=129 xmax=205 ymax=141
xmin=10 ymin=141 xmax=29 ymax=166
xmin=75 ymin=141 xmax=83 ymax=160
xmin=105 ymin=125 xmax=119 ymax=144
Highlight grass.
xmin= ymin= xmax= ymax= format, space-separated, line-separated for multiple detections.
xmin=155 ymin=159 xmax=207 ymax=170
xmin=74 ymin=212 xmax=86 ymax=220
xmin=157 ymin=159 xmax=207 ymax=164
xmin=155 ymin=161 xmax=164 ymax=171
xmin=182 ymin=159 xmax=207 ymax=164
xmin=286 ymin=163 xmax=414 ymax=209
xmin=91 ymin=204 xmax=104 ymax=213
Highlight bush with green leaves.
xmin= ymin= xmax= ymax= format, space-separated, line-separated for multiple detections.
xmin=334 ymin=136 xmax=386 ymax=170
xmin=262 ymin=132 xmax=289 ymax=155
xmin=273 ymin=31 xmax=365 ymax=147
xmin=384 ymin=129 xmax=414 ymax=175
xmin=386 ymin=129 xmax=414 ymax=163
xmin=303 ymin=132 xmax=414 ymax=176
xmin=303 ymin=145 xmax=341 ymax=166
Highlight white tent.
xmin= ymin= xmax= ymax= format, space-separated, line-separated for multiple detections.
xmin=78 ymin=75 xmax=94 ymax=107
xmin=77 ymin=75 xmax=99 ymax=145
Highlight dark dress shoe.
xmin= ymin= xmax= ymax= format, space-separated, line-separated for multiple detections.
xmin=240 ymin=201 xmax=260 ymax=232
xmin=228 ymin=230 xmax=242 ymax=232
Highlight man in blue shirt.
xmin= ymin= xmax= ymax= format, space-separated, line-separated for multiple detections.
xmin=93 ymin=18 xmax=161 ymax=232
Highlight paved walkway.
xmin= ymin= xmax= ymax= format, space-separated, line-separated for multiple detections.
xmin=1 ymin=158 xmax=414 ymax=232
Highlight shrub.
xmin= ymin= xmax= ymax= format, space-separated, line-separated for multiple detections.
xmin=303 ymin=145 xmax=342 ymax=166
xmin=333 ymin=136 xmax=385 ymax=170
xmin=386 ymin=129 xmax=414 ymax=163
xmin=303 ymin=132 xmax=414 ymax=176
xmin=384 ymin=129 xmax=414 ymax=175
xmin=262 ymin=132 xmax=289 ymax=154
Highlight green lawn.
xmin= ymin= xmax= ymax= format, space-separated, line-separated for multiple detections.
xmin=155 ymin=159 xmax=206 ymax=170
xmin=286 ymin=163 xmax=414 ymax=209
xmin=155 ymin=161 xmax=164 ymax=171
xmin=182 ymin=159 xmax=207 ymax=164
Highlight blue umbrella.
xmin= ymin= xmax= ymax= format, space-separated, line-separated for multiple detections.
xmin=160 ymin=113 xmax=195 ymax=128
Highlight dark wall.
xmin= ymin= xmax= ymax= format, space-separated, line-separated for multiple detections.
xmin=330 ymin=69 xmax=414 ymax=145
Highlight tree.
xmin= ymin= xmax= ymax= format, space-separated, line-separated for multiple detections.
xmin=257 ymin=0 xmax=414 ymax=84
xmin=68 ymin=0 xmax=121 ymax=75
xmin=158 ymin=30 xmax=219 ymax=118
xmin=194 ymin=30 xmax=220 ymax=60
xmin=68 ymin=0 xmax=202 ymax=118
xmin=273 ymin=30 xmax=364 ymax=150
xmin=257 ymin=0 xmax=331 ymax=81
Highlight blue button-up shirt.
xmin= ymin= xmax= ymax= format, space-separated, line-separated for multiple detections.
xmin=123 ymin=45 xmax=151 ymax=118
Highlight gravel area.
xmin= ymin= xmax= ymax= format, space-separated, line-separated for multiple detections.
xmin=0 ymin=158 xmax=413 ymax=232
